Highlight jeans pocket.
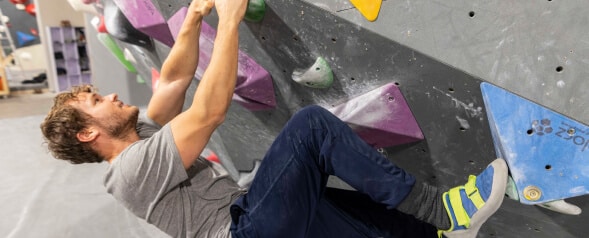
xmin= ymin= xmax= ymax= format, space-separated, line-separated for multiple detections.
xmin=230 ymin=208 xmax=258 ymax=238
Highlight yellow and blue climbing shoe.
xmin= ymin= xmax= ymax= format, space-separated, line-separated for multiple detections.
xmin=440 ymin=159 xmax=508 ymax=238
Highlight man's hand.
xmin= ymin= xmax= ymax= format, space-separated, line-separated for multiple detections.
xmin=191 ymin=0 xmax=214 ymax=17
xmin=215 ymin=0 xmax=247 ymax=24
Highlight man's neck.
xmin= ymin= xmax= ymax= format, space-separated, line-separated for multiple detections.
xmin=99 ymin=131 xmax=141 ymax=164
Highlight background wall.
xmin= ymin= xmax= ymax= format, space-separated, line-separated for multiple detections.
xmin=0 ymin=0 xmax=45 ymax=82
xmin=0 ymin=0 xmax=40 ymax=48
xmin=30 ymin=0 xmax=151 ymax=107
xmin=13 ymin=44 xmax=46 ymax=70
xmin=34 ymin=0 xmax=84 ymax=91
xmin=83 ymin=15 xmax=152 ymax=107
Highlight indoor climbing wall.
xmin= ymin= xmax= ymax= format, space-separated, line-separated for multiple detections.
xmin=0 ymin=0 xmax=39 ymax=49
xmin=77 ymin=0 xmax=589 ymax=237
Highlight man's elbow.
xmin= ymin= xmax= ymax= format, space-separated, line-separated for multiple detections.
xmin=186 ymin=105 xmax=227 ymax=128
xmin=208 ymin=112 xmax=226 ymax=127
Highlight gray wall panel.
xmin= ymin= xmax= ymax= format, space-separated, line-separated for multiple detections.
xmin=98 ymin=0 xmax=589 ymax=237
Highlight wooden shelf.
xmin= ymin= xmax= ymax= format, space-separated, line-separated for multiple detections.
xmin=0 ymin=53 xmax=11 ymax=97
xmin=47 ymin=26 xmax=91 ymax=92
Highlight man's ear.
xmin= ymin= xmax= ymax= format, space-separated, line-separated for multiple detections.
xmin=77 ymin=127 xmax=98 ymax=142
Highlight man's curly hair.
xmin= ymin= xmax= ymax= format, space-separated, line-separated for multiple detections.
xmin=40 ymin=85 xmax=104 ymax=164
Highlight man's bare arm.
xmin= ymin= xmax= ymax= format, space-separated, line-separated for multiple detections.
xmin=146 ymin=0 xmax=213 ymax=126
xmin=170 ymin=0 xmax=247 ymax=169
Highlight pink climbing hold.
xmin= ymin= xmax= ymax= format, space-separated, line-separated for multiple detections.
xmin=112 ymin=0 xmax=174 ymax=47
xmin=168 ymin=7 xmax=276 ymax=111
xmin=329 ymin=83 xmax=424 ymax=148
xmin=202 ymin=148 xmax=221 ymax=164
xmin=151 ymin=67 xmax=160 ymax=92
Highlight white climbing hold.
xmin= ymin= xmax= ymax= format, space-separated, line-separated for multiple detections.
xmin=536 ymin=199 xmax=582 ymax=215
xmin=124 ymin=48 xmax=137 ymax=65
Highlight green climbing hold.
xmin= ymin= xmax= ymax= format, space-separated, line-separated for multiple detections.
xmin=505 ymin=176 xmax=519 ymax=201
xmin=245 ymin=0 xmax=265 ymax=22
xmin=292 ymin=57 xmax=334 ymax=89
xmin=97 ymin=33 xmax=137 ymax=73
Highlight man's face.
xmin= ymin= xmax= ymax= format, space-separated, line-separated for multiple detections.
xmin=71 ymin=92 xmax=139 ymax=138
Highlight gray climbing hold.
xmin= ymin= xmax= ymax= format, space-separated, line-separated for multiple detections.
xmin=292 ymin=57 xmax=334 ymax=88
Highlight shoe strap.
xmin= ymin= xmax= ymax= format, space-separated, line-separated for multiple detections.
xmin=448 ymin=186 xmax=470 ymax=228
xmin=448 ymin=175 xmax=485 ymax=228
xmin=465 ymin=175 xmax=485 ymax=209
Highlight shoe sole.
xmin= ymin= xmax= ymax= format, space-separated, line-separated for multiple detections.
xmin=444 ymin=158 xmax=508 ymax=238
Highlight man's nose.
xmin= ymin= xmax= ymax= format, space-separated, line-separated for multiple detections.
xmin=105 ymin=93 xmax=118 ymax=102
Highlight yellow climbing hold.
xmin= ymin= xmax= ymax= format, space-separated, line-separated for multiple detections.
xmin=350 ymin=0 xmax=382 ymax=22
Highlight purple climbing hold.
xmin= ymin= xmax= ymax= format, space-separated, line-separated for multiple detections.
xmin=169 ymin=7 xmax=276 ymax=111
xmin=112 ymin=0 xmax=174 ymax=47
xmin=103 ymin=0 xmax=153 ymax=50
xmin=167 ymin=6 xmax=187 ymax=40
xmin=329 ymin=83 xmax=424 ymax=148
xmin=233 ymin=53 xmax=276 ymax=111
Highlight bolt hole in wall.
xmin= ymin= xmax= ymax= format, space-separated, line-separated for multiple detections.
xmin=545 ymin=164 xmax=552 ymax=170
xmin=556 ymin=66 xmax=564 ymax=72
xmin=527 ymin=128 xmax=534 ymax=135
xmin=469 ymin=11 xmax=475 ymax=18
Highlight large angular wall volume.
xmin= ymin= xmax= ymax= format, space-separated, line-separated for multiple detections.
xmin=103 ymin=0 xmax=154 ymax=50
xmin=329 ymin=83 xmax=424 ymax=148
xmin=112 ymin=0 xmax=174 ymax=47
xmin=482 ymin=82 xmax=589 ymax=205
xmin=168 ymin=7 xmax=276 ymax=111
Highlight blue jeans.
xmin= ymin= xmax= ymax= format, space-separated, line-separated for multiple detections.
xmin=230 ymin=106 xmax=435 ymax=237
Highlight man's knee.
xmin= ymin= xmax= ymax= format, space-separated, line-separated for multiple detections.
xmin=294 ymin=105 xmax=331 ymax=120
xmin=290 ymin=105 xmax=339 ymax=128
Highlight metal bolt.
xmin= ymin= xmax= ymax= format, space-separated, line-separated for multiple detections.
xmin=523 ymin=186 xmax=542 ymax=201
xmin=568 ymin=128 xmax=576 ymax=135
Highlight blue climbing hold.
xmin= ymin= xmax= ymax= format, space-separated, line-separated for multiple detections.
xmin=481 ymin=82 xmax=589 ymax=205
xmin=16 ymin=31 xmax=36 ymax=46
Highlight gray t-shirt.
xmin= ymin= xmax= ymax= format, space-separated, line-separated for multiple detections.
xmin=104 ymin=115 xmax=245 ymax=238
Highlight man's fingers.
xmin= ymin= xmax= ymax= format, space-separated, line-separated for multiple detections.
xmin=192 ymin=0 xmax=215 ymax=16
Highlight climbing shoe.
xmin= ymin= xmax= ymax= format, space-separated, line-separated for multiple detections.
xmin=440 ymin=159 xmax=508 ymax=238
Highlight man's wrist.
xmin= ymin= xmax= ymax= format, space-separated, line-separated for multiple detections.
xmin=188 ymin=11 xmax=204 ymax=23
xmin=217 ymin=18 xmax=241 ymax=31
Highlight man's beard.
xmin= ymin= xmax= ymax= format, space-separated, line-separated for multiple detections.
xmin=99 ymin=108 xmax=139 ymax=139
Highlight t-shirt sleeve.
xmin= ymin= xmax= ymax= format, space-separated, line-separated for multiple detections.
xmin=104 ymin=123 xmax=189 ymax=218
xmin=136 ymin=113 xmax=163 ymax=139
